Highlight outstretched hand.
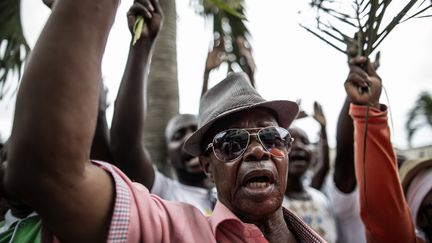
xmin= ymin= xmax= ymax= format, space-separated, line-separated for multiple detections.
xmin=127 ymin=0 xmax=164 ymax=45
xmin=205 ymin=38 xmax=225 ymax=73
xmin=344 ymin=56 xmax=382 ymax=109
xmin=236 ymin=36 xmax=256 ymax=86
xmin=313 ymin=101 xmax=326 ymax=127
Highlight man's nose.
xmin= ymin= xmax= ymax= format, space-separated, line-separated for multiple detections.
xmin=243 ymin=137 xmax=270 ymax=161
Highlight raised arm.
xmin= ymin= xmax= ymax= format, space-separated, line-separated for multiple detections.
xmin=236 ymin=36 xmax=256 ymax=87
xmin=110 ymin=0 xmax=163 ymax=188
xmin=90 ymin=83 xmax=115 ymax=164
xmin=5 ymin=0 xmax=119 ymax=242
xmin=333 ymin=96 xmax=356 ymax=193
xmin=202 ymin=38 xmax=224 ymax=97
xmin=346 ymin=56 xmax=418 ymax=242
xmin=310 ymin=101 xmax=330 ymax=190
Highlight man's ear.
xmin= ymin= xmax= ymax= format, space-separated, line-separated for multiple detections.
xmin=199 ymin=155 xmax=214 ymax=181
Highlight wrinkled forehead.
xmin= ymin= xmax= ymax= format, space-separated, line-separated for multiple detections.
xmin=165 ymin=114 xmax=197 ymax=141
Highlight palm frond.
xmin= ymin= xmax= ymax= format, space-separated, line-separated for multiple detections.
xmin=300 ymin=0 xmax=432 ymax=59
xmin=191 ymin=0 xmax=254 ymax=84
xmin=405 ymin=91 xmax=432 ymax=146
xmin=0 ymin=0 xmax=30 ymax=100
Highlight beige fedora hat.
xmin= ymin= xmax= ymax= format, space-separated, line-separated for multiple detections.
xmin=399 ymin=158 xmax=432 ymax=192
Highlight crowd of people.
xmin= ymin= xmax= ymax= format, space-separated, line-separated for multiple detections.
xmin=0 ymin=0 xmax=430 ymax=242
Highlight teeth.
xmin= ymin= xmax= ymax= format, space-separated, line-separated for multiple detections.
xmin=247 ymin=182 xmax=270 ymax=189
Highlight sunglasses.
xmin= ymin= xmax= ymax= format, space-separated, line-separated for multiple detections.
xmin=205 ymin=126 xmax=293 ymax=162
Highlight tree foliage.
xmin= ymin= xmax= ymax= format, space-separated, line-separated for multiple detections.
xmin=191 ymin=0 xmax=253 ymax=76
xmin=406 ymin=91 xmax=432 ymax=147
xmin=300 ymin=0 xmax=432 ymax=58
xmin=0 ymin=0 xmax=30 ymax=100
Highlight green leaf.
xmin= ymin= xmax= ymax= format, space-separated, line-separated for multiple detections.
xmin=405 ymin=91 xmax=432 ymax=146
xmin=132 ymin=16 xmax=144 ymax=46
xmin=208 ymin=0 xmax=246 ymax=19
xmin=0 ymin=0 xmax=30 ymax=99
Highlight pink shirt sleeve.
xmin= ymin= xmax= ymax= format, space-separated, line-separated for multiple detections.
xmin=94 ymin=161 xmax=216 ymax=243
xmin=350 ymin=104 xmax=418 ymax=242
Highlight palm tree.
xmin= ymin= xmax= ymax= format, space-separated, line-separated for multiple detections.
xmin=406 ymin=91 xmax=432 ymax=147
xmin=300 ymin=0 xmax=432 ymax=59
xmin=0 ymin=0 xmax=30 ymax=100
xmin=144 ymin=0 xmax=180 ymax=176
xmin=192 ymin=0 xmax=254 ymax=86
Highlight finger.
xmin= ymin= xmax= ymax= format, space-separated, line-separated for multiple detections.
xmin=347 ymin=72 xmax=369 ymax=88
xmin=135 ymin=0 xmax=155 ymax=12
xmin=150 ymin=0 xmax=163 ymax=14
xmin=213 ymin=36 xmax=222 ymax=47
xmin=348 ymin=56 xmax=368 ymax=72
xmin=129 ymin=2 xmax=153 ymax=20
xmin=345 ymin=83 xmax=369 ymax=102
xmin=348 ymin=56 xmax=367 ymax=66
xmin=365 ymin=60 xmax=380 ymax=78
xmin=127 ymin=14 xmax=136 ymax=29
xmin=349 ymin=64 xmax=368 ymax=78
xmin=314 ymin=101 xmax=322 ymax=113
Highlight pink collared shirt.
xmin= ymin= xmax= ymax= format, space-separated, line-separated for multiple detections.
xmin=45 ymin=161 xmax=325 ymax=242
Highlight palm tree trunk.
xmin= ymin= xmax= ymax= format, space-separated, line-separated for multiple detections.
xmin=144 ymin=0 xmax=179 ymax=177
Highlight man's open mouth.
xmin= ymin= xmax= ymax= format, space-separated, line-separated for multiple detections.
xmin=242 ymin=169 xmax=275 ymax=190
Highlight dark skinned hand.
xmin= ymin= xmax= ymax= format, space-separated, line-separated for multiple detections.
xmin=344 ymin=56 xmax=382 ymax=109
xmin=313 ymin=101 xmax=326 ymax=127
xmin=236 ymin=36 xmax=256 ymax=80
xmin=205 ymin=37 xmax=225 ymax=73
xmin=127 ymin=0 xmax=164 ymax=44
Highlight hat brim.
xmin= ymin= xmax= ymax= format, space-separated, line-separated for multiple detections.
xmin=399 ymin=158 xmax=432 ymax=193
xmin=183 ymin=100 xmax=299 ymax=157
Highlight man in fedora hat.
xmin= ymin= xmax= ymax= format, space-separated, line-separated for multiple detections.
xmin=4 ymin=0 xmax=324 ymax=242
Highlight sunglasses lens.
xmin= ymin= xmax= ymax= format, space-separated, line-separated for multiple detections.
xmin=259 ymin=127 xmax=291 ymax=157
xmin=212 ymin=129 xmax=249 ymax=161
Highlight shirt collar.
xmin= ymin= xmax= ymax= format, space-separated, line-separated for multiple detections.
xmin=282 ymin=207 xmax=325 ymax=242
xmin=0 ymin=210 xmax=38 ymax=234
xmin=209 ymin=201 xmax=324 ymax=242
xmin=208 ymin=201 xmax=242 ymax=235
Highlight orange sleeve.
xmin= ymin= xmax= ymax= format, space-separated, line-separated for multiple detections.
xmin=350 ymin=104 xmax=418 ymax=243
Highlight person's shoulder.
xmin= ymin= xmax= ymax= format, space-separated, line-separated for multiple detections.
xmin=306 ymin=187 xmax=329 ymax=204
xmin=306 ymin=187 xmax=326 ymax=197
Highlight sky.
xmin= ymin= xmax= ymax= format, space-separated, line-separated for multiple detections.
xmin=0 ymin=0 xmax=431 ymax=150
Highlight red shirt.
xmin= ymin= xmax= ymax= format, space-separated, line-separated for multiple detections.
xmin=350 ymin=104 xmax=420 ymax=242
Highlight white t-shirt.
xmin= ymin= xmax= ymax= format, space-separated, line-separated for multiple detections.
xmin=328 ymin=181 xmax=366 ymax=243
xmin=151 ymin=170 xmax=214 ymax=216
xmin=283 ymin=187 xmax=338 ymax=243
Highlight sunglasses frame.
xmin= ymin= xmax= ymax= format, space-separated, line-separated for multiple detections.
xmin=205 ymin=126 xmax=294 ymax=162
